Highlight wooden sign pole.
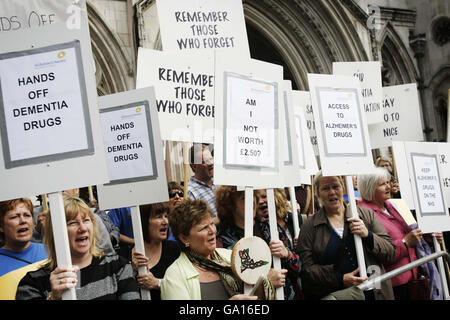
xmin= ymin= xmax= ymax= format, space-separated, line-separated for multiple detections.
xmin=344 ymin=176 xmax=367 ymax=278
xmin=130 ymin=205 xmax=151 ymax=300
xmin=41 ymin=194 xmax=48 ymax=212
xmin=88 ymin=186 xmax=94 ymax=203
xmin=48 ymin=191 xmax=76 ymax=300
xmin=266 ymin=188 xmax=284 ymax=300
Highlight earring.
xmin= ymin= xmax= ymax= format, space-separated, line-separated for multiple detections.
xmin=185 ymin=242 xmax=190 ymax=248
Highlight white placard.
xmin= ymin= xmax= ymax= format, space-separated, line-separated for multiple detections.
xmin=0 ymin=41 xmax=92 ymax=167
xmin=0 ymin=18 xmax=108 ymax=201
xmin=100 ymin=102 xmax=156 ymax=184
xmin=278 ymin=80 xmax=301 ymax=187
xmin=333 ymin=61 xmax=384 ymax=125
xmin=0 ymin=0 xmax=75 ymax=33
xmin=136 ymin=48 xmax=214 ymax=143
xmin=410 ymin=153 xmax=446 ymax=216
xmin=156 ymin=0 xmax=250 ymax=57
xmin=224 ymin=73 xmax=276 ymax=169
xmin=393 ymin=141 xmax=450 ymax=233
xmin=292 ymin=105 xmax=319 ymax=185
xmin=308 ymin=74 xmax=375 ymax=176
xmin=96 ymin=88 xmax=168 ymax=210
xmin=292 ymin=90 xmax=319 ymax=156
xmin=393 ymin=141 xmax=450 ymax=211
xmin=214 ymin=55 xmax=284 ymax=187
xmin=369 ymin=84 xmax=424 ymax=149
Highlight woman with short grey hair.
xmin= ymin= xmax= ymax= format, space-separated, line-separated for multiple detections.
xmin=358 ymin=167 xmax=430 ymax=300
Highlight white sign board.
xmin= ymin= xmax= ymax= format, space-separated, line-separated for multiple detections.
xmin=277 ymin=80 xmax=301 ymax=187
xmin=0 ymin=41 xmax=92 ymax=167
xmin=307 ymin=74 xmax=375 ymax=176
xmin=0 ymin=22 xmax=108 ymax=201
xmin=333 ymin=61 xmax=384 ymax=125
xmin=410 ymin=153 xmax=446 ymax=217
xmin=292 ymin=98 xmax=319 ymax=185
xmin=0 ymin=0 xmax=77 ymax=33
xmin=156 ymin=0 xmax=250 ymax=57
xmin=393 ymin=141 xmax=450 ymax=211
xmin=136 ymin=48 xmax=214 ymax=143
xmin=96 ymin=88 xmax=168 ymax=210
xmin=404 ymin=143 xmax=450 ymax=233
xmin=292 ymin=91 xmax=319 ymax=156
xmin=369 ymin=84 xmax=424 ymax=149
xmin=214 ymin=55 xmax=284 ymax=187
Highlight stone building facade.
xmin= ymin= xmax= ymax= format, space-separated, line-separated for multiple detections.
xmin=87 ymin=0 xmax=450 ymax=182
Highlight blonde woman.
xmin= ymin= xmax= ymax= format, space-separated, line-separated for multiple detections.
xmin=16 ymin=196 xmax=139 ymax=300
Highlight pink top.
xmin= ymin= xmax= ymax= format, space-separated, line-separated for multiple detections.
xmin=359 ymin=200 xmax=417 ymax=287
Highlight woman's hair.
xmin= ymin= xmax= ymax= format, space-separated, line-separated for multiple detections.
xmin=139 ymin=202 xmax=170 ymax=243
xmin=44 ymin=196 xmax=103 ymax=270
xmin=357 ymin=167 xmax=391 ymax=202
xmin=167 ymin=181 xmax=183 ymax=193
xmin=313 ymin=171 xmax=345 ymax=206
xmin=273 ymin=188 xmax=290 ymax=222
xmin=313 ymin=171 xmax=345 ymax=197
xmin=0 ymin=198 xmax=33 ymax=242
xmin=375 ymin=156 xmax=392 ymax=168
xmin=215 ymin=185 xmax=241 ymax=228
xmin=168 ymin=199 xmax=211 ymax=251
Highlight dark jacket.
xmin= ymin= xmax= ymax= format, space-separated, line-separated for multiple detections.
xmin=296 ymin=205 xmax=395 ymax=300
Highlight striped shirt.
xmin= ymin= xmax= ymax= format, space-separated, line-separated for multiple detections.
xmin=187 ymin=176 xmax=218 ymax=217
xmin=16 ymin=254 xmax=140 ymax=300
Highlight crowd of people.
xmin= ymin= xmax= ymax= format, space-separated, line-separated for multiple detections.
xmin=0 ymin=143 xmax=448 ymax=301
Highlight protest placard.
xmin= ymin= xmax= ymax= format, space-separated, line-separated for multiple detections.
xmin=136 ymin=48 xmax=215 ymax=143
xmin=96 ymin=87 xmax=168 ymax=210
xmin=0 ymin=19 xmax=107 ymax=202
xmin=0 ymin=0 xmax=76 ymax=33
xmin=369 ymin=83 xmax=424 ymax=149
xmin=292 ymin=91 xmax=319 ymax=183
xmin=214 ymin=56 xmax=284 ymax=187
xmin=292 ymin=90 xmax=319 ymax=156
xmin=333 ymin=61 xmax=384 ymax=125
xmin=156 ymin=0 xmax=250 ymax=57
xmin=307 ymin=74 xmax=374 ymax=176
xmin=393 ymin=141 xmax=450 ymax=211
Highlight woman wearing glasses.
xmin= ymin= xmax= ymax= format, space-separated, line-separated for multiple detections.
xmin=167 ymin=181 xmax=184 ymax=212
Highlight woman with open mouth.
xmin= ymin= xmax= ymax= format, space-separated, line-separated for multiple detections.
xmin=296 ymin=171 xmax=396 ymax=300
xmin=16 ymin=196 xmax=140 ymax=300
xmin=161 ymin=199 xmax=279 ymax=300
xmin=0 ymin=198 xmax=48 ymax=277
xmin=131 ymin=202 xmax=180 ymax=300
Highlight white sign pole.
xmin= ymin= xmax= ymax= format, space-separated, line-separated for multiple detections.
xmin=288 ymin=186 xmax=300 ymax=238
xmin=48 ymin=191 xmax=76 ymax=300
xmin=183 ymin=142 xmax=190 ymax=199
xmin=266 ymin=188 xmax=284 ymax=300
xmin=244 ymin=186 xmax=254 ymax=294
xmin=433 ymin=235 xmax=450 ymax=299
xmin=344 ymin=176 xmax=367 ymax=277
xmin=130 ymin=205 xmax=151 ymax=300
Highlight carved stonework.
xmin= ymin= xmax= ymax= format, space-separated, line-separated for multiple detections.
xmin=409 ymin=33 xmax=427 ymax=58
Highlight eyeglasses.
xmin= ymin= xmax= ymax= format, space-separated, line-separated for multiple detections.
xmin=169 ymin=191 xmax=184 ymax=198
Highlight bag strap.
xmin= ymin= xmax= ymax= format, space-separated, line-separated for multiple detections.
xmin=0 ymin=251 xmax=33 ymax=265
